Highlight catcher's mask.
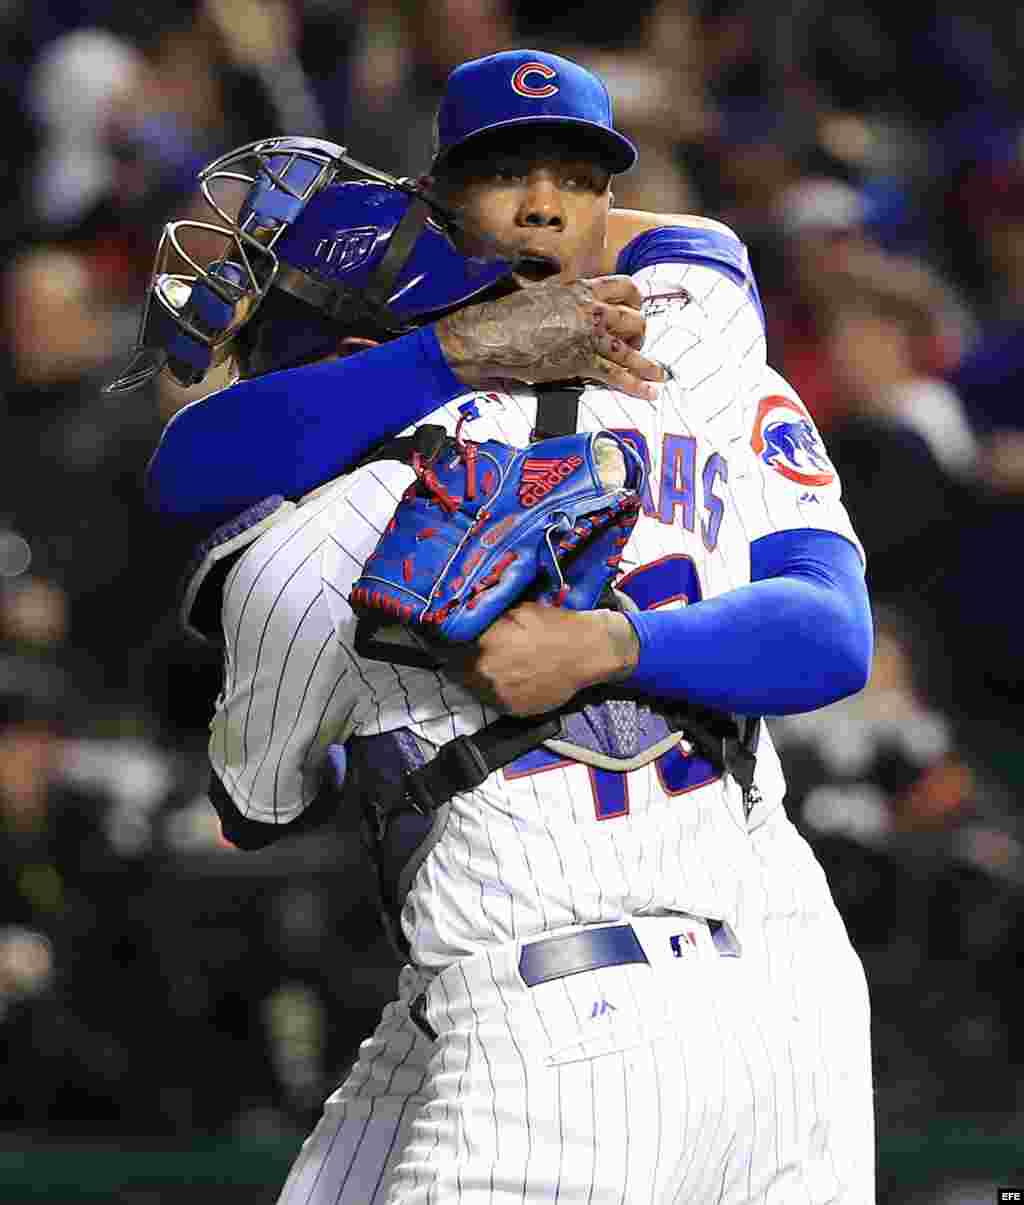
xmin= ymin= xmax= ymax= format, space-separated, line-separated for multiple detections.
xmin=106 ymin=136 xmax=516 ymax=392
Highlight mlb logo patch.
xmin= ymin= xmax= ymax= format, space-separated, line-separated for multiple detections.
xmin=670 ymin=930 xmax=699 ymax=957
xmin=750 ymin=395 xmax=835 ymax=487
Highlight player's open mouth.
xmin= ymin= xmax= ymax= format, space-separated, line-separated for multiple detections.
xmin=513 ymin=255 xmax=561 ymax=283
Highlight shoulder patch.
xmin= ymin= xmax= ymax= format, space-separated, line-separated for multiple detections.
xmin=641 ymin=289 xmax=691 ymax=318
xmin=751 ymin=395 xmax=835 ymax=487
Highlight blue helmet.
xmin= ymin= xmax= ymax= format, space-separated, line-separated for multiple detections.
xmin=107 ymin=137 xmax=515 ymax=392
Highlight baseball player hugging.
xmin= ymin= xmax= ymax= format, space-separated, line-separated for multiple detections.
xmin=128 ymin=49 xmax=877 ymax=1205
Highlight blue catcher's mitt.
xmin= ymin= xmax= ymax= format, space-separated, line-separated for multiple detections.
xmin=350 ymin=428 xmax=645 ymax=667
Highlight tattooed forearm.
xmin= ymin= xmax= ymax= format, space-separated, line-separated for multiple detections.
xmin=436 ymin=281 xmax=602 ymax=382
xmin=433 ymin=275 xmax=664 ymax=399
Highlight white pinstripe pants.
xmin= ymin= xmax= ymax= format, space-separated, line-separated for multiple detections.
xmin=276 ymin=811 xmax=874 ymax=1204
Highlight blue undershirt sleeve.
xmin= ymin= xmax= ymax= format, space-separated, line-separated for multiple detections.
xmin=145 ymin=324 xmax=464 ymax=523
xmin=619 ymin=529 xmax=872 ymax=716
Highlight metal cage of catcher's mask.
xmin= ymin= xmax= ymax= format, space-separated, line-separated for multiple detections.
xmin=105 ymin=136 xmax=515 ymax=392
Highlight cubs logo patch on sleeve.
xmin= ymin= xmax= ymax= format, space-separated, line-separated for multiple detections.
xmin=751 ymin=395 xmax=836 ymax=488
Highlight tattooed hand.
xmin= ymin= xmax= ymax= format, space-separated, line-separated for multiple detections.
xmin=434 ymin=275 xmax=665 ymax=400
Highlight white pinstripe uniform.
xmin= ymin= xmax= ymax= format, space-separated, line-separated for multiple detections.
xmin=210 ymin=246 xmax=875 ymax=1203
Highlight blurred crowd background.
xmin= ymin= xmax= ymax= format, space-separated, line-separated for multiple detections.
xmin=1 ymin=0 xmax=1023 ymax=1200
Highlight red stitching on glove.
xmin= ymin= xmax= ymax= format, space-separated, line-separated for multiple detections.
xmin=469 ymin=508 xmax=494 ymax=537
xmin=464 ymin=551 xmax=518 ymax=608
xmin=403 ymin=557 xmax=414 ymax=583
xmin=463 ymin=441 xmax=477 ymax=500
xmin=453 ymin=418 xmax=479 ymax=500
xmin=412 ymin=452 xmax=461 ymax=513
xmin=424 ymin=601 xmax=454 ymax=624
xmin=479 ymin=550 xmax=517 ymax=587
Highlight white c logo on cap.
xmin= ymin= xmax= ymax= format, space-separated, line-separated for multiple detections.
xmin=511 ymin=62 xmax=559 ymax=98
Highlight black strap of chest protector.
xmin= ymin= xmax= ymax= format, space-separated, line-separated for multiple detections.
xmin=396 ymin=693 xmax=760 ymax=818
xmin=351 ymin=380 xmax=586 ymax=471
xmin=532 ymin=380 xmax=585 ymax=439
xmin=402 ymin=714 xmax=562 ymax=815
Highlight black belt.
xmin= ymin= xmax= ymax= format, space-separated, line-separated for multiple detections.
xmin=408 ymin=923 xmax=647 ymax=1043
xmin=408 ymin=921 xmax=740 ymax=1042
xmin=518 ymin=923 xmax=647 ymax=986
xmin=520 ymin=919 xmax=738 ymax=983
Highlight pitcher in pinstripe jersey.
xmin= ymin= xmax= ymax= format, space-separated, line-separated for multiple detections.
xmin=152 ymin=50 xmax=876 ymax=1205
xmin=216 ymin=275 xmax=874 ymax=1205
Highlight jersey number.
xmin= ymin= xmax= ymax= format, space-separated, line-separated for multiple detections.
xmin=503 ymin=555 xmax=720 ymax=818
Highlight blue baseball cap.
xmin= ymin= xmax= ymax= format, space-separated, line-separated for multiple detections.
xmin=433 ymin=49 xmax=637 ymax=175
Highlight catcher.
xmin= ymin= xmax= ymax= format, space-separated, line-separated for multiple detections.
xmin=125 ymin=49 xmax=875 ymax=1205
xmin=155 ymin=135 xmax=656 ymax=891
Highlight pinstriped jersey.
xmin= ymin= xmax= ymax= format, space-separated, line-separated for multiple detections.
xmin=209 ymin=248 xmax=863 ymax=969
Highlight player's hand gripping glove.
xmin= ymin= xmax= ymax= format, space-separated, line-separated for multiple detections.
xmin=350 ymin=428 xmax=645 ymax=668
